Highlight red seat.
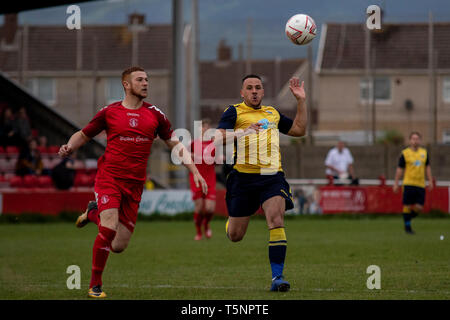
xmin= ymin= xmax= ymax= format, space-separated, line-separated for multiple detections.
xmin=85 ymin=168 xmax=97 ymax=175
xmin=36 ymin=146 xmax=48 ymax=154
xmin=74 ymin=173 xmax=95 ymax=187
xmin=22 ymin=175 xmax=39 ymax=188
xmin=3 ymin=173 xmax=15 ymax=181
xmin=37 ymin=175 xmax=53 ymax=188
xmin=6 ymin=146 xmax=19 ymax=156
xmin=9 ymin=175 xmax=24 ymax=188
xmin=47 ymin=145 xmax=60 ymax=155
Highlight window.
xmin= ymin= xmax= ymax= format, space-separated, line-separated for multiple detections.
xmin=26 ymin=78 xmax=56 ymax=106
xmin=443 ymin=77 xmax=450 ymax=103
xmin=105 ymin=78 xmax=124 ymax=104
xmin=360 ymin=76 xmax=391 ymax=102
xmin=443 ymin=129 xmax=450 ymax=144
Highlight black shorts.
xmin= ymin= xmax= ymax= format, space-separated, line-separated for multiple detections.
xmin=402 ymin=185 xmax=425 ymax=206
xmin=225 ymin=170 xmax=294 ymax=217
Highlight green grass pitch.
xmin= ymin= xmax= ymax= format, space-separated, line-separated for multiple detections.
xmin=1 ymin=216 xmax=449 ymax=300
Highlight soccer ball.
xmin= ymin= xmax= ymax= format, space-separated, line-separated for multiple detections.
xmin=285 ymin=14 xmax=317 ymax=45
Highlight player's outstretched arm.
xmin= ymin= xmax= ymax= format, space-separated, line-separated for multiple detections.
xmin=58 ymin=130 xmax=90 ymax=158
xmin=287 ymin=77 xmax=307 ymax=137
xmin=164 ymin=138 xmax=208 ymax=195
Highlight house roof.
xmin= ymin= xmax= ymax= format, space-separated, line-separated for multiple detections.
xmin=319 ymin=23 xmax=450 ymax=70
xmin=0 ymin=24 xmax=172 ymax=71
xmin=200 ymin=58 xmax=305 ymax=100
xmin=0 ymin=23 xmax=304 ymax=105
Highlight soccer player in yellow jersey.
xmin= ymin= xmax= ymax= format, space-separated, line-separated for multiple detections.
xmin=393 ymin=132 xmax=433 ymax=234
xmin=216 ymin=74 xmax=307 ymax=291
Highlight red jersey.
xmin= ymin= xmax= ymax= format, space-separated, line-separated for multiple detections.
xmin=82 ymin=101 xmax=173 ymax=183
xmin=190 ymin=139 xmax=216 ymax=181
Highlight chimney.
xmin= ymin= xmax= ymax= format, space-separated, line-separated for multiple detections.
xmin=129 ymin=13 xmax=145 ymax=26
xmin=3 ymin=13 xmax=18 ymax=45
xmin=217 ymin=39 xmax=232 ymax=61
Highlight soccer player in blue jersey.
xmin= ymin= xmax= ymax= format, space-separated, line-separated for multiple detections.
xmin=215 ymin=74 xmax=307 ymax=292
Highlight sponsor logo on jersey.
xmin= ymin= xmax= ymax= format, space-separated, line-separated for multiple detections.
xmin=119 ymin=136 xmax=150 ymax=142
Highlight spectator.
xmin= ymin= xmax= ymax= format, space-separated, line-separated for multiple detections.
xmin=307 ymin=189 xmax=323 ymax=214
xmin=0 ymin=107 xmax=21 ymax=147
xmin=15 ymin=138 xmax=44 ymax=176
xmin=325 ymin=141 xmax=358 ymax=185
xmin=14 ymin=107 xmax=32 ymax=145
xmin=38 ymin=135 xmax=48 ymax=150
xmin=51 ymin=157 xmax=75 ymax=190
xmin=295 ymin=189 xmax=307 ymax=214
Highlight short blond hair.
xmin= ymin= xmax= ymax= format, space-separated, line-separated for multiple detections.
xmin=122 ymin=66 xmax=145 ymax=82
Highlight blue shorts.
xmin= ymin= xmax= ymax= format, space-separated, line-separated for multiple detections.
xmin=403 ymin=185 xmax=425 ymax=206
xmin=225 ymin=170 xmax=294 ymax=217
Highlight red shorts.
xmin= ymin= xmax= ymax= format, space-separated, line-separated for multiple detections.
xmin=94 ymin=175 xmax=144 ymax=233
xmin=189 ymin=173 xmax=216 ymax=201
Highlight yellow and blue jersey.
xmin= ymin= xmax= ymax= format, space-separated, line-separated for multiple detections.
xmin=398 ymin=147 xmax=429 ymax=188
xmin=217 ymin=102 xmax=293 ymax=174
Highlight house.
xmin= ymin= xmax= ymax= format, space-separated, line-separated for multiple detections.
xmin=315 ymin=22 xmax=450 ymax=144
xmin=199 ymin=40 xmax=307 ymax=126
xmin=0 ymin=13 xmax=173 ymax=127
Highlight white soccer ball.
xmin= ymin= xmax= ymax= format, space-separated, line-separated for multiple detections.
xmin=285 ymin=14 xmax=317 ymax=45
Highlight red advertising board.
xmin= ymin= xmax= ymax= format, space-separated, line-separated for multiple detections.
xmin=319 ymin=186 xmax=449 ymax=214
xmin=0 ymin=186 xmax=448 ymax=216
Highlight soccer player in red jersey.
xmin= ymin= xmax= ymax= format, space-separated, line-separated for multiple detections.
xmin=58 ymin=66 xmax=207 ymax=298
xmin=189 ymin=119 xmax=216 ymax=240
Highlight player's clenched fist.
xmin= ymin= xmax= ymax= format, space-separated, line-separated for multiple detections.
xmin=58 ymin=144 xmax=73 ymax=157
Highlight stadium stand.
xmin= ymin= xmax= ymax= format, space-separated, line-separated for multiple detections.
xmin=0 ymin=73 xmax=105 ymax=159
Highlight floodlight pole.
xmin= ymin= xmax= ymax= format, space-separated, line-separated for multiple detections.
xmin=307 ymin=44 xmax=314 ymax=145
xmin=428 ymin=11 xmax=437 ymax=144
xmin=189 ymin=0 xmax=200 ymax=132
xmin=172 ymin=0 xmax=187 ymax=188
xmin=364 ymin=26 xmax=371 ymax=144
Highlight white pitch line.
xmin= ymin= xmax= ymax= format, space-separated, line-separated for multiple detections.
xmin=15 ymin=283 xmax=450 ymax=295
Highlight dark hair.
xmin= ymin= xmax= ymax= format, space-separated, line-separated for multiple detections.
xmin=409 ymin=131 xmax=422 ymax=139
xmin=122 ymin=66 xmax=145 ymax=82
xmin=242 ymin=74 xmax=262 ymax=83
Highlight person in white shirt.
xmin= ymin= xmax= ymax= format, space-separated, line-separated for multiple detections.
xmin=325 ymin=141 xmax=357 ymax=184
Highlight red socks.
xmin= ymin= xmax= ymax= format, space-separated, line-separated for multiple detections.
xmin=203 ymin=213 xmax=213 ymax=228
xmin=193 ymin=212 xmax=203 ymax=235
xmin=88 ymin=208 xmax=100 ymax=226
xmin=90 ymin=225 xmax=116 ymax=288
